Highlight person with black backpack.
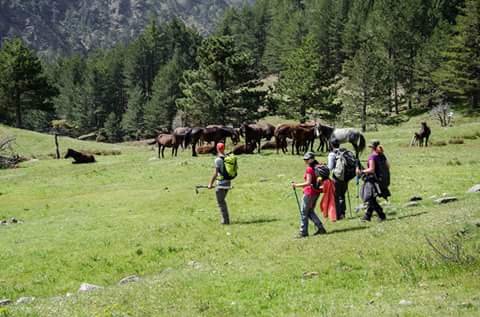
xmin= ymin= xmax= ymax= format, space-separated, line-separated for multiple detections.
xmin=208 ymin=143 xmax=237 ymax=225
xmin=356 ymin=140 xmax=390 ymax=222
xmin=327 ymin=139 xmax=357 ymax=219
xmin=291 ymin=152 xmax=327 ymax=238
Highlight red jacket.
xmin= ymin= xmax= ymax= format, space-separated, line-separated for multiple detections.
xmin=320 ymin=179 xmax=337 ymax=222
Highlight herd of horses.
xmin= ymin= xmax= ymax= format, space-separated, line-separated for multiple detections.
xmin=149 ymin=122 xmax=367 ymax=159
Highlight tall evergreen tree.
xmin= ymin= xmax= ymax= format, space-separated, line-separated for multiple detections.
xmin=178 ymin=36 xmax=265 ymax=126
xmin=0 ymin=38 xmax=58 ymax=128
xmin=433 ymin=0 xmax=480 ymax=109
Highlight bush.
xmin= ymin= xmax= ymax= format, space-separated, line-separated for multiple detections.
xmin=448 ymin=137 xmax=464 ymax=144
xmin=432 ymin=140 xmax=447 ymax=146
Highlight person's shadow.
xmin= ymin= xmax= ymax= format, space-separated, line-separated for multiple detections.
xmin=233 ymin=217 xmax=280 ymax=225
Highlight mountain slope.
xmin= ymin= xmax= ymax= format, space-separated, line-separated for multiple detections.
xmin=0 ymin=0 xmax=253 ymax=56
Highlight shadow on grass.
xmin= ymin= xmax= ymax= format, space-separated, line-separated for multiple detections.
xmin=395 ymin=211 xmax=429 ymax=220
xmin=234 ymin=217 xmax=280 ymax=225
xmin=327 ymin=225 xmax=369 ymax=235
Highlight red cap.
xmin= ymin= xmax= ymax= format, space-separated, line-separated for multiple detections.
xmin=216 ymin=143 xmax=225 ymax=153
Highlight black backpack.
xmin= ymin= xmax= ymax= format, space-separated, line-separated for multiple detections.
xmin=332 ymin=148 xmax=356 ymax=182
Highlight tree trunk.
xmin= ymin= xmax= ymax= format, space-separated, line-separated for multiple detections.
xmin=361 ymin=90 xmax=367 ymax=132
xmin=394 ymin=77 xmax=399 ymax=114
xmin=14 ymin=90 xmax=22 ymax=128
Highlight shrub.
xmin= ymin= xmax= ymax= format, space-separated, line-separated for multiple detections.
xmin=448 ymin=137 xmax=464 ymax=144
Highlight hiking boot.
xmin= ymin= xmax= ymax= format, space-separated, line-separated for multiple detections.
xmin=378 ymin=216 xmax=387 ymax=222
xmin=295 ymin=233 xmax=308 ymax=239
xmin=313 ymin=227 xmax=327 ymax=235
xmin=361 ymin=216 xmax=371 ymax=222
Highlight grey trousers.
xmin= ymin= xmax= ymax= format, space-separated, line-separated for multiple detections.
xmin=215 ymin=188 xmax=230 ymax=224
xmin=299 ymin=194 xmax=323 ymax=236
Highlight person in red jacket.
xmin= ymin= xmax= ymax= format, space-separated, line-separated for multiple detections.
xmin=292 ymin=152 xmax=327 ymax=237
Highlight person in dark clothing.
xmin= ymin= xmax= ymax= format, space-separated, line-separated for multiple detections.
xmin=292 ymin=152 xmax=327 ymax=237
xmin=356 ymin=140 xmax=390 ymax=222
xmin=327 ymin=139 xmax=347 ymax=219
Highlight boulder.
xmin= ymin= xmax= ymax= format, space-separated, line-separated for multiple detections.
xmin=404 ymin=201 xmax=419 ymax=208
xmin=467 ymin=184 xmax=480 ymax=193
xmin=78 ymin=283 xmax=103 ymax=292
xmin=0 ymin=299 xmax=12 ymax=306
xmin=434 ymin=197 xmax=458 ymax=204
xmin=409 ymin=196 xmax=422 ymax=201
xmin=16 ymin=297 xmax=35 ymax=304
xmin=118 ymin=275 xmax=140 ymax=285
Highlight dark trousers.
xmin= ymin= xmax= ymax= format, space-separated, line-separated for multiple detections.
xmin=215 ymin=188 xmax=230 ymax=224
xmin=364 ymin=197 xmax=386 ymax=220
xmin=334 ymin=179 xmax=347 ymax=219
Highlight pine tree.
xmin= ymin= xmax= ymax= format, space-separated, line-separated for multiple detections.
xmin=342 ymin=39 xmax=385 ymax=131
xmin=276 ymin=35 xmax=321 ymax=121
xmin=433 ymin=0 xmax=480 ymax=109
xmin=0 ymin=38 xmax=58 ymax=128
xmin=121 ymin=85 xmax=146 ymax=140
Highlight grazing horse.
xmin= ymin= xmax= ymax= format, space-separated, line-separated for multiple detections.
xmin=173 ymin=127 xmax=192 ymax=149
xmin=315 ymin=123 xmax=366 ymax=158
xmin=410 ymin=122 xmax=431 ymax=147
xmin=274 ymin=123 xmax=296 ymax=154
xmin=188 ymin=127 xmax=204 ymax=157
xmin=314 ymin=123 xmax=332 ymax=152
xmin=64 ymin=148 xmax=96 ymax=164
xmin=151 ymin=134 xmax=179 ymax=158
xmin=240 ymin=123 xmax=264 ymax=153
xmin=260 ymin=123 xmax=276 ymax=141
xmin=202 ymin=126 xmax=240 ymax=146
xmin=298 ymin=123 xmax=316 ymax=152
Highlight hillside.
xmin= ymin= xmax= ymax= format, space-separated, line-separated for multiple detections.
xmin=1 ymin=115 xmax=479 ymax=316
xmin=0 ymin=0 xmax=254 ymax=56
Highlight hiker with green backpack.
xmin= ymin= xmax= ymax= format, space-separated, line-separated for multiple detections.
xmin=208 ymin=142 xmax=238 ymax=225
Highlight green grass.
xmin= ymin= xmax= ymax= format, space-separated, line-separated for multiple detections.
xmin=1 ymin=117 xmax=480 ymax=316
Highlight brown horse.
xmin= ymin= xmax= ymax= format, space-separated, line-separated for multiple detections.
xmin=151 ymin=134 xmax=179 ymax=158
xmin=274 ymin=123 xmax=296 ymax=154
xmin=232 ymin=142 xmax=257 ymax=155
xmin=196 ymin=144 xmax=216 ymax=155
xmin=292 ymin=124 xmax=316 ymax=154
xmin=410 ymin=122 xmax=431 ymax=147
xmin=64 ymin=148 xmax=96 ymax=164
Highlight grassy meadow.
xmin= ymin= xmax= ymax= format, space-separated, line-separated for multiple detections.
xmin=1 ymin=115 xmax=480 ymax=316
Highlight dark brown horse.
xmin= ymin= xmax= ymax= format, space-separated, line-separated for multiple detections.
xmin=173 ymin=127 xmax=192 ymax=149
xmin=292 ymin=124 xmax=316 ymax=154
xmin=274 ymin=123 xmax=296 ymax=154
xmin=410 ymin=122 xmax=431 ymax=147
xmin=64 ymin=149 xmax=96 ymax=164
xmin=189 ymin=126 xmax=240 ymax=156
xmin=240 ymin=123 xmax=263 ymax=153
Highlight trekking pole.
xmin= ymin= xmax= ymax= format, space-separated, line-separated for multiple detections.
xmin=291 ymin=183 xmax=302 ymax=213
xmin=346 ymin=187 xmax=353 ymax=218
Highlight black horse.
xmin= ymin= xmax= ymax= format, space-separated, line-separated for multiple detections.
xmin=64 ymin=148 xmax=96 ymax=164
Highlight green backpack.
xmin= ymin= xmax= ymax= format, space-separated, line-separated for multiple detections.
xmin=221 ymin=154 xmax=238 ymax=180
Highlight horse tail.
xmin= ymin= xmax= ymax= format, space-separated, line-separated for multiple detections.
xmin=147 ymin=139 xmax=157 ymax=146
xmin=358 ymin=133 xmax=366 ymax=154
